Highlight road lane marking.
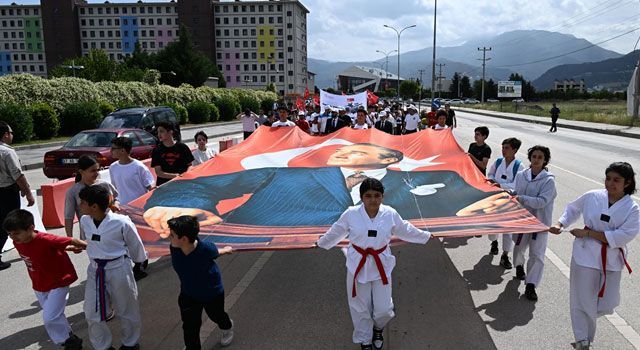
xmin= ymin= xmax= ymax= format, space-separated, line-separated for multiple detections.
xmin=545 ymin=250 xmax=640 ymax=349
xmin=550 ymin=164 xmax=640 ymax=202
xmin=195 ymin=251 xmax=275 ymax=349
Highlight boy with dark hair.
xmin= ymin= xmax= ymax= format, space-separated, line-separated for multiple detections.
xmin=109 ymin=136 xmax=153 ymax=280
xmin=152 ymin=121 xmax=194 ymax=186
xmin=317 ymin=178 xmax=431 ymax=350
xmin=486 ymin=137 xmax=525 ymax=268
xmin=468 ymin=126 xmax=492 ymax=175
xmin=79 ymin=185 xmax=147 ymax=350
xmin=3 ymin=209 xmax=86 ymax=349
xmin=167 ymin=215 xmax=234 ymax=349
xmin=432 ymin=110 xmax=449 ymax=130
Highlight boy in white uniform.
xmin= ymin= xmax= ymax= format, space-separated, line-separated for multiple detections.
xmin=317 ymin=178 xmax=431 ymax=350
xmin=486 ymin=137 xmax=524 ymax=269
xmin=79 ymin=185 xmax=147 ymax=350
xmin=550 ymin=162 xmax=639 ymax=350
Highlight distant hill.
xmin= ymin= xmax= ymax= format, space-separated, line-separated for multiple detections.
xmin=532 ymin=50 xmax=638 ymax=90
xmin=309 ymin=30 xmax=622 ymax=90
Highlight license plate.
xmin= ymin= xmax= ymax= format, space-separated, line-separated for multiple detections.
xmin=62 ymin=158 xmax=78 ymax=164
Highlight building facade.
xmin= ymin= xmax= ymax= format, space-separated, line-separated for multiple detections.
xmin=553 ymin=79 xmax=586 ymax=93
xmin=337 ymin=65 xmax=403 ymax=93
xmin=0 ymin=0 xmax=309 ymax=96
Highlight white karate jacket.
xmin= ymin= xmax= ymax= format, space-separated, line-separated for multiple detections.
xmin=81 ymin=211 xmax=148 ymax=263
xmin=487 ymin=158 xmax=524 ymax=190
xmin=317 ymin=204 xmax=430 ymax=283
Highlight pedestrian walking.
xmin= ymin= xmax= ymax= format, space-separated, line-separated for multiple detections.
xmin=151 ymin=121 xmax=194 ymax=186
xmin=444 ymin=103 xmax=457 ymax=128
xmin=549 ymin=162 xmax=638 ymax=350
xmin=467 ymin=126 xmax=492 ymax=175
xmin=191 ymin=131 xmax=216 ymax=166
xmin=0 ymin=121 xmax=35 ymax=270
xmin=236 ymin=109 xmax=259 ymax=140
xmin=550 ymin=103 xmax=560 ymax=132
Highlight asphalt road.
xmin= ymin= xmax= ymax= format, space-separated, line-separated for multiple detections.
xmin=1 ymin=112 xmax=640 ymax=349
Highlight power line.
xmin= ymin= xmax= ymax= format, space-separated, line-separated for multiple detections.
xmin=495 ymin=27 xmax=640 ymax=68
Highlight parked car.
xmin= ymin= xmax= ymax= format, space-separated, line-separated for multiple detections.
xmin=464 ymin=99 xmax=480 ymax=104
xmin=449 ymin=99 xmax=464 ymax=105
xmin=98 ymin=107 xmax=182 ymax=141
xmin=486 ymin=99 xmax=499 ymax=103
xmin=512 ymin=98 xmax=525 ymax=103
xmin=43 ymin=128 xmax=157 ymax=180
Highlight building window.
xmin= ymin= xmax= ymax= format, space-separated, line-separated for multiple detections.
xmin=150 ymin=42 xmax=156 ymax=48
xmin=141 ymin=30 xmax=146 ymax=37
xmin=287 ymin=23 xmax=292 ymax=28
xmin=141 ymin=19 xmax=146 ymax=25
xmin=258 ymin=17 xmax=264 ymax=24
xmin=83 ymin=42 xmax=89 ymax=49
xmin=287 ymin=47 xmax=293 ymax=52
xmin=278 ymin=17 xmax=283 ymax=24
xmin=149 ymin=19 xmax=154 ymax=25
xmin=250 ymin=17 xmax=255 ymax=24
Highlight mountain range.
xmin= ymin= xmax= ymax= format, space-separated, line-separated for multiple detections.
xmin=309 ymin=30 xmax=624 ymax=91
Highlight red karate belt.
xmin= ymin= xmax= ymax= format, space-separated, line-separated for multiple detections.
xmin=584 ymin=226 xmax=633 ymax=298
xmin=351 ymin=244 xmax=388 ymax=298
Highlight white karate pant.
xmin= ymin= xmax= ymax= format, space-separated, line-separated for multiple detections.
xmin=84 ymin=257 xmax=141 ymax=350
xmin=512 ymin=232 xmax=548 ymax=286
xmin=34 ymin=286 xmax=72 ymax=344
xmin=346 ymin=271 xmax=395 ymax=345
xmin=487 ymin=233 xmax=514 ymax=252
xmin=570 ymin=259 xmax=621 ymax=342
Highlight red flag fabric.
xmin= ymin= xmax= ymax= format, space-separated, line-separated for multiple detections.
xmin=296 ymin=97 xmax=305 ymax=110
xmin=124 ymin=128 xmax=547 ymax=257
xmin=367 ymin=90 xmax=379 ymax=105
xmin=304 ymin=87 xmax=310 ymax=100
xmin=313 ymin=94 xmax=320 ymax=106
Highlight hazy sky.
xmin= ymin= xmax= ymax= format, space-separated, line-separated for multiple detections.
xmin=12 ymin=0 xmax=640 ymax=61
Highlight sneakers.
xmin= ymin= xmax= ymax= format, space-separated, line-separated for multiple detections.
xmin=489 ymin=241 xmax=499 ymax=255
xmin=373 ymin=328 xmax=384 ymax=350
xmin=119 ymin=344 xmax=139 ymax=350
xmin=500 ymin=253 xmax=513 ymax=269
xmin=574 ymin=340 xmax=590 ymax=349
xmin=524 ymin=283 xmax=538 ymax=301
xmin=515 ymin=265 xmax=525 ymax=280
xmin=62 ymin=333 xmax=82 ymax=350
xmin=220 ymin=319 xmax=234 ymax=346
xmin=361 ymin=344 xmax=373 ymax=350
xmin=0 ymin=258 xmax=10 ymax=271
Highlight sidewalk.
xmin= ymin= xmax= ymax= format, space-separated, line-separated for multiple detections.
xmin=16 ymin=120 xmax=242 ymax=170
xmin=457 ymin=107 xmax=640 ymax=139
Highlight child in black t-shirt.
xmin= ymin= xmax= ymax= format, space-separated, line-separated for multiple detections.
xmin=151 ymin=121 xmax=194 ymax=186
xmin=468 ymin=126 xmax=492 ymax=175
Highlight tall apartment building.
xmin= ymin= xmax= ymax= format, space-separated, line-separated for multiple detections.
xmin=0 ymin=0 xmax=309 ymax=96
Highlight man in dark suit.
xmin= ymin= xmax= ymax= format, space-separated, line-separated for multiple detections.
xmin=142 ymin=143 xmax=504 ymax=236
xmin=374 ymin=111 xmax=394 ymax=134
xmin=325 ymin=109 xmax=346 ymax=134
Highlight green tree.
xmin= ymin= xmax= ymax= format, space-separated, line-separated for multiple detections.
xmin=460 ymin=76 xmax=472 ymax=99
xmin=450 ymin=72 xmax=461 ymax=98
xmin=155 ymin=25 xmax=225 ymax=87
xmin=50 ymin=50 xmax=118 ymax=81
xmin=399 ymin=80 xmax=420 ymax=100
xmin=509 ymin=73 xmax=536 ymax=100
xmin=473 ymin=79 xmax=498 ymax=100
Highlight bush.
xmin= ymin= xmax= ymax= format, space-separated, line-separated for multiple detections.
xmin=260 ymin=97 xmax=276 ymax=113
xmin=164 ymin=102 xmax=188 ymax=125
xmin=98 ymin=101 xmax=115 ymax=117
xmin=0 ymin=103 xmax=32 ymax=143
xmin=209 ymin=103 xmax=220 ymax=122
xmin=239 ymin=95 xmax=260 ymax=114
xmin=30 ymin=103 xmax=59 ymax=139
xmin=186 ymin=101 xmax=211 ymax=124
xmin=215 ymin=95 xmax=241 ymax=121
xmin=59 ymin=101 xmax=103 ymax=135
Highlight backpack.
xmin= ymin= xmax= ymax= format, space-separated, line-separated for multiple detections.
xmin=495 ymin=157 xmax=521 ymax=179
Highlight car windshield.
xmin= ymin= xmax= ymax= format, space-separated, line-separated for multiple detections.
xmin=99 ymin=113 xmax=143 ymax=128
xmin=66 ymin=132 xmax=118 ymax=148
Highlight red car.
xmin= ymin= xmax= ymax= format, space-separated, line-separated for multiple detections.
xmin=43 ymin=128 xmax=157 ymax=180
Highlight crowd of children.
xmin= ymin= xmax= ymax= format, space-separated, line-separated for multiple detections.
xmin=2 ymin=101 xmax=639 ymax=350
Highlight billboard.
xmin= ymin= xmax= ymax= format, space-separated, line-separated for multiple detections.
xmin=498 ymin=81 xmax=522 ymax=98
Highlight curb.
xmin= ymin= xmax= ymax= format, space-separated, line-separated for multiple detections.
xmin=13 ymin=120 xmax=241 ymax=151
xmin=21 ymin=128 xmax=242 ymax=171
xmin=458 ymin=108 xmax=640 ymax=140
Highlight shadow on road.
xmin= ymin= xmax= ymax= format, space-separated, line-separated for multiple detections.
xmin=0 ymin=312 xmax=86 ymax=350
xmin=462 ymin=254 xmax=507 ymax=291
xmin=476 ymin=278 xmax=536 ymax=332
xmin=442 ymin=236 xmax=473 ymax=249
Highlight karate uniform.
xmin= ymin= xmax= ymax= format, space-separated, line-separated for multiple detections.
xmin=558 ymin=189 xmax=639 ymax=343
xmin=82 ymin=211 xmax=147 ymax=350
xmin=486 ymin=158 xmax=524 ymax=251
xmin=317 ymin=204 xmax=430 ymax=345
xmin=512 ymin=169 xmax=557 ymax=287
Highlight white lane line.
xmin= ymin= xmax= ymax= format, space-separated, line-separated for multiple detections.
xmin=549 ymin=164 xmax=640 ymax=202
xmin=544 ymin=250 xmax=640 ymax=349
xmin=193 ymin=251 xmax=275 ymax=349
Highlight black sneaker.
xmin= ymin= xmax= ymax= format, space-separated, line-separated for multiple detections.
xmin=373 ymin=328 xmax=384 ymax=350
xmin=119 ymin=344 xmax=140 ymax=350
xmin=0 ymin=259 xmax=10 ymax=271
xmin=133 ymin=268 xmax=148 ymax=281
xmin=361 ymin=344 xmax=373 ymax=350
xmin=62 ymin=333 xmax=83 ymax=350
xmin=500 ymin=253 xmax=513 ymax=269
xmin=489 ymin=241 xmax=499 ymax=255
xmin=515 ymin=265 xmax=525 ymax=280
xmin=524 ymin=283 xmax=538 ymax=301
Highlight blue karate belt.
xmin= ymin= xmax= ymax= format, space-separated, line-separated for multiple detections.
xmin=515 ymin=233 xmax=537 ymax=246
xmin=94 ymin=257 xmax=120 ymax=321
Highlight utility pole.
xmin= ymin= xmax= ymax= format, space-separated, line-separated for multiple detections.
xmin=435 ymin=63 xmax=445 ymax=98
xmin=477 ymin=47 xmax=492 ymax=103
xmin=417 ymin=68 xmax=426 ymax=111
xmin=430 ymin=0 xmax=438 ymax=102
xmin=634 ymin=59 xmax=640 ymax=119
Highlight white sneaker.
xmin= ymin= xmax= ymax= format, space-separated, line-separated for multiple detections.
xmin=220 ymin=319 xmax=234 ymax=346
xmin=575 ymin=340 xmax=590 ymax=349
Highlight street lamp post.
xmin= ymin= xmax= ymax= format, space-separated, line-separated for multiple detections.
xmin=431 ymin=0 xmax=438 ymax=102
xmin=383 ymin=24 xmax=416 ymax=99
xmin=376 ymin=49 xmax=397 ymax=91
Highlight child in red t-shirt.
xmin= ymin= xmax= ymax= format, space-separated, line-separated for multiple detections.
xmin=4 ymin=209 xmax=86 ymax=349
